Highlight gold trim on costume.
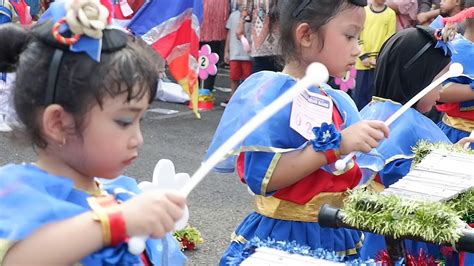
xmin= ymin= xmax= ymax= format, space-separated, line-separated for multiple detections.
xmin=254 ymin=192 xmax=346 ymax=222
xmin=442 ymin=113 xmax=474 ymax=133
xmin=0 ymin=238 xmax=13 ymax=265
xmin=384 ymin=154 xmax=414 ymax=165
xmin=260 ymin=153 xmax=281 ymax=195
xmin=371 ymin=96 xmax=401 ymax=105
xmin=231 ymin=232 xmax=248 ymax=244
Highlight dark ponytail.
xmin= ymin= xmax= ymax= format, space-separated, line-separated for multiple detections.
xmin=0 ymin=24 xmax=31 ymax=72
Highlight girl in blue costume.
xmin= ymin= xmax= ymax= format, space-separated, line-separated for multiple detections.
xmin=0 ymin=1 xmax=187 ymax=265
xmin=358 ymin=26 xmax=474 ymax=265
xmin=436 ymin=4 xmax=474 ymax=149
xmin=205 ymin=0 xmax=392 ymax=264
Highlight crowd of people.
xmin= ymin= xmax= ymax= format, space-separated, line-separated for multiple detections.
xmin=1 ymin=0 xmax=474 ymax=265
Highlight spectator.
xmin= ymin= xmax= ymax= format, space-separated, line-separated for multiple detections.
xmin=353 ymin=0 xmax=396 ymax=110
xmin=222 ymin=4 xmax=252 ymax=107
xmin=237 ymin=0 xmax=281 ymax=73
xmin=386 ymin=0 xmax=418 ymax=30
xmin=200 ymin=0 xmax=229 ymax=91
xmin=417 ymin=0 xmax=441 ymax=24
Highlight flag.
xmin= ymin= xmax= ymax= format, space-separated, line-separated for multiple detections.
xmin=9 ymin=0 xmax=32 ymax=25
xmin=128 ymin=0 xmax=203 ymax=117
xmin=111 ymin=0 xmax=144 ymax=28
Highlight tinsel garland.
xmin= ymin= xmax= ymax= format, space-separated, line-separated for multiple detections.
xmin=342 ymin=189 xmax=464 ymax=245
xmin=411 ymin=140 xmax=474 ymax=168
xmin=411 ymin=141 xmax=474 ymax=223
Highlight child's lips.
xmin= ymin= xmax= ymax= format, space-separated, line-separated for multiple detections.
xmin=123 ymin=156 xmax=137 ymax=166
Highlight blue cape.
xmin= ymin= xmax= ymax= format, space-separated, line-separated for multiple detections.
xmin=0 ymin=163 xmax=186 ymax=266
xmin=204 ymin=71 xmax=384 ymax=180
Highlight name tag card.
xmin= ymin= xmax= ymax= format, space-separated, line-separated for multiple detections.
xmin=290 ymin=89 xmax=333 ymax=140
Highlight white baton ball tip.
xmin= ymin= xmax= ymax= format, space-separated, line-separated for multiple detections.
xmin=335 ymin=159 xmax=348 ymax=171
xmin=306 ymin=62 xmax=329 ymax=85
xmin=128 ymin=237 xmax=146 ymax=255
xmin=449 ymin=62 xmax=463 ymax=76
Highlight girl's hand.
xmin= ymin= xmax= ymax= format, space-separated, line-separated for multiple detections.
xmin=339 ymin=120 xmax=389 ymax=155
xmin=455 ymin=137 xmax=474 ymax=149
xmin=120 ymin=191 xmax=186 ymax=239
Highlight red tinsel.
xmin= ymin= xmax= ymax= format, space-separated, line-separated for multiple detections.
xmin=181 ymin=238 xmax=196 ymax=250
xmin=406 ymin=249 xmax=437 ymax=266
xmin=375 ymin=249 xmax=439 ymax=266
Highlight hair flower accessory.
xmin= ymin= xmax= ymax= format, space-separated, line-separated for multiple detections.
xmin=434 ymin=23 xmax=457 ymax=56
xmin=65 ymin=0 xmax=109 ymax=39
xmin=310 ymin=123 xmax=341 ymax=152
xmin=40 ymin=0 xmax=115 ymax=62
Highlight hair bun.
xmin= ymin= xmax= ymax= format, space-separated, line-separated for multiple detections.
xmin=31 ymin=20 xmax=128 ymax=53
xmin=0 ymin=23 xmax=31 ymax=72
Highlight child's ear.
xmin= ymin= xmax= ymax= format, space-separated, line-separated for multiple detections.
xmin=42 ymin=104 xmax=75 ymax=146
xmin=295 ymin=23 xmax=313 ymax=48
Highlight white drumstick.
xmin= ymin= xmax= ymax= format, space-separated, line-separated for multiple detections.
xmin=335 ymin=63 xmax=464 ymax=171
xmin=181 ymin=62 xmax=330 ymax=196
xmin=128 ymin=63 xmax=330 ymax=255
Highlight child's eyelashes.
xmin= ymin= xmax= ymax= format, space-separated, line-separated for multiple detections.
xmin=115 ymin=118 xmax=135 ymax=128
xmin=345 ymin=34 xmax=356 ymax=41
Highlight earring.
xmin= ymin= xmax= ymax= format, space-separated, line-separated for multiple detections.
xmin=59 ymin=138 xmax=66 ymax=148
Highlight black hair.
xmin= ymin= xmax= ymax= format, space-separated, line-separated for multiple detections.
xmin=0 ymin=24 xmax=31 ymax=72
xmin=277 ymin=0 xmax=359 ymax=63
xmin=0 ymin=23 xmax=161 ymax=149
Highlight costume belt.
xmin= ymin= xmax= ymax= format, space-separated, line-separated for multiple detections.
xmin=442 ymin=113 xmax=474 ymax=132
xmin=254 ymin=192 xmax=346 ymax=222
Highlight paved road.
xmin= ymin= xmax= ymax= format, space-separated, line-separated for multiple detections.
xmin=0 ymin=70 xmax=253 ymax=265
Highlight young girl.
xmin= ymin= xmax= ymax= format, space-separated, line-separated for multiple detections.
xmin=205 ymin=0 xmax=391 ymax=264
xmin=0 ymin=1 xmax=187 ymax=265
xmin=436 ymin=5 xmax=474 ymax=148
xmin=358 ymin=25 xmax=474 ymax=264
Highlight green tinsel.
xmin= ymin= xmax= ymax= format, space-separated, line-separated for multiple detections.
xmin=411 ymin=140 xmax=474 ymax=168
xmin=342 ymin=189 xmax=464 ymax=244
xmin=448 ymin=189 xmax=474 ymax=224
xmin=411 ymin=141 xmax=474 ymax=223
xmin=341 ymin=143 xmax=474 ymax=243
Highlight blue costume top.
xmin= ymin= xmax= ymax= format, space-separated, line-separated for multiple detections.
xmin=358 ymin=99 xmax=474 ymax=265
xmin=0 ymin=163 xmax=186 ymax=266
xmin=205 ymin=71 xmax=384 ymax=265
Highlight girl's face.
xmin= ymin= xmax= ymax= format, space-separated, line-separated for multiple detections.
xmin=307 ymin=6 xmax=365 ymax=78
xmin=64 ymin=90 xmax=149 ymax=179
xmin=416 ymin=65 xmax=449 ymax=113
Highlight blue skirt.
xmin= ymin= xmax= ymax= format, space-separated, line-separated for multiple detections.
xmin=438 ymin=121 xmax=474 ymax=149
xmin=219 ymin=212 xmax=363 ymax=265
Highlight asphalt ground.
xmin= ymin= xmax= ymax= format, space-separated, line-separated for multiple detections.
xmin=0 ymin=68 xmax=253 ymax=265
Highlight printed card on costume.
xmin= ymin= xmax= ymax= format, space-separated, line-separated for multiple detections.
xmin=120 ymin=0 xmax=134 ymax=17
xmin=290 ymin=89 xmax=333 ymax=140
